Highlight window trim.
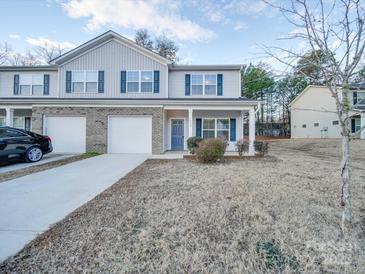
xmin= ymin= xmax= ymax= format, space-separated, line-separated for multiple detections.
xmin=191 ymin=74 xmax=217 ymax=96
xmin=18 ymin=74 xmax=44 ymax=96
xmin=126 ymin=70 xmax=154 ymax=93
xmin=202 ymin=118 xmax=230 ymax=140
xmin=71 ymin=70 xmax=98 ymax=93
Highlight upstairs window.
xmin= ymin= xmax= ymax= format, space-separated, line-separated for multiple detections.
xmin=191 ymin=74 xmax=203 ymax=95
xmin=191 ymin=74 xmax=217 ymax=95
xmin=19 ymin=74 xmax=43 ymax=96
xmin=332 ymin=120 xmax=339 ymax=125
xmin=127 ymin=71 xmax=139 ymax=92
xmin=126 ymin=70 xmax=154 ymax=93
xmin=72 ymin=71 xmax=98 ymax=93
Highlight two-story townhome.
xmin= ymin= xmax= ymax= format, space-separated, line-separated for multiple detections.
xmin=0 ymin=31 xmax=260 ymax=155
xmin=290 ymin=85 xmax=365 ymax=139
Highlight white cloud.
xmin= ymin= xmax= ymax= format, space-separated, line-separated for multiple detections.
xmin=62 ymin=0 xmax=216 ymax=42
xmin=233 ymin=22 xmax=247 ymax=32
xmin=26 ymin=37 xmax=76 ymax=49
xmin=8 ymin=33 xmax=20 ymax=39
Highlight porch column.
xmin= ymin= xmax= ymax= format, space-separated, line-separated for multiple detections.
xmin=248 ymin=107 xmax=255 ymax=155
xmin=5 ymin=107 xmax=14 ymax=127
xmin=188 ymin=108 xmax=193 ymax=137
xmin=361 ymin=113 xmax=365 ymax=139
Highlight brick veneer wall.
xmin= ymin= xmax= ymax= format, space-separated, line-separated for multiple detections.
xmin=31 ymin=106 xmax=164 ymax=154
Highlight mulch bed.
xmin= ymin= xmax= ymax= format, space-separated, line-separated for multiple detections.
xmin=0 ymin=154 xmax=99 ymax=183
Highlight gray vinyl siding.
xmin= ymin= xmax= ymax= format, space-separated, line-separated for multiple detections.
xmin=0 ymin=71 xmax=58 ymax=97
xmin=168 ymin=70 xmax=241 ymax=98
xmin=59 ymin=39 xmax=168 ymax=98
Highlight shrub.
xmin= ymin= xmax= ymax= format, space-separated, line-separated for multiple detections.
xmin=254 ymin=141 xmax=269 ymax=155
xmin=235 ymin=138 xmax=249 ymax=156
xmin=196 ymin=138 xmax=228 ymax=163
xmin=187 ymin=136 xmax=202 ymax=154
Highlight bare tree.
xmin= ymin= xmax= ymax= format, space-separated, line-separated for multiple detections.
xmin=33 ymin=41 xmax=65 ymax=63
xmin=264 ymin=0 xmax=365 ymax=231
xmin=155 ymin=35 xmax=179 ymax=63
xmin=135 ymin=29 xmax=154 ymax=50
xmin=0 ymin=42 xmax=11 ymax=65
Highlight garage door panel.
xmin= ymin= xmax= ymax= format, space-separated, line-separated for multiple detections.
xmin=108 ymin=116 xmax=152 ymax=154
xmin=46 ymin=116 xmax=86 ymax=153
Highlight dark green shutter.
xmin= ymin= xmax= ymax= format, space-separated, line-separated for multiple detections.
xmin=43 ymin=74 xmax=50 ymax=95
xmin=351 ymin=119 xmax=356 ymax=133
xmin=185 ymin=74 xmax=191 ymax=96
xmin=217 ymin=74 xmax=223 ymax=96
xmin=13 ymin=74 xmax=19 ymax=95
xmin=121 ymin=71 xmax=126 ymax=93
xmin=230 ymin=118 xmax=236 ymax=141
xmin=196 ymin=118 xmax=202 ymax=137
xmin=154 ymin=70 xmax=160 ymax=93
xmin=98 ymin=71 xmax=104 ymax=93
xmin=66 ymin=71 xmax=72 ymax=93
xmin=353 ymin=91 xmax=358 ymax=105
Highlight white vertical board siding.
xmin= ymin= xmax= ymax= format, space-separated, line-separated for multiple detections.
xmin=59 ymin=40 xmax=168 ymax=98
xmin=0 ymin=71 xmax=58 ymax=97
xmin=290 ymin=86 xmax=341 ymax=138
xmin=168 ymin=70 xmax=241 ymax=98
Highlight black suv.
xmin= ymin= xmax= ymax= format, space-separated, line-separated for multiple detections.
xmin=0 ymin=127 xmax=53 ymax=165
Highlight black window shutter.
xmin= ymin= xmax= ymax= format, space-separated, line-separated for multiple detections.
xmin=351 ymin=119 xmax=356 ymax=133
xmin=196 ymin=118 xmax=202 ymax=137
xmin=185 ymin=74 xmax=191 ymax=96
xmin=121 ymin=71 xmax=126 ymax=93
xmin=66 ymin=71 xmax=72 ymax=93
xmin=43 ymin=74 xmax=50 ymax=95
xmin=98 ymin=71 xmax=104 ymax=93
xmin=353 ymin=91 xmax=358 ymax=105
xmin=154 ymin=70 xmax=160 ymax=93
xmin=230 ymin=118 xmax=236 ymax=141
xmin=13 ymin=74 xmax=19 ymax=95
xmin=217 ymin=74 xmax=223 ymax=96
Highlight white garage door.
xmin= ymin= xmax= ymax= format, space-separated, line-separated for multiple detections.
xmin=46 ymin=116 xmax=86 ymax=153
xmin=108 ymin=116 xmax=152 ymax=154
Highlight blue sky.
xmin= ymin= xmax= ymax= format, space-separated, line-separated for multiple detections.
xmin=0 ymin=0 xmax=296 ymax=68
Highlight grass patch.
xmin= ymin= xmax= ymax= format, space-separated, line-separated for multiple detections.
xmin=82 ymin=152 xmax=101 ymax=157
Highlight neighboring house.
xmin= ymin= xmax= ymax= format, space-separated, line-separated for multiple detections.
xmin=290 ymin=85 xmax=365 ymax=139
xmin=0 ymin=31 xmax=260 ymax=155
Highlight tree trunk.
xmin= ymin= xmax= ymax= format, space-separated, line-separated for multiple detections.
xmin=341 ymin=133 xmax=352 ymax=230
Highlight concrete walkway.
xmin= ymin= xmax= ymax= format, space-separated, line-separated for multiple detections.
xmin=0 ymin=153 xmax=75 ymax=173
xmin=0 ymin=154 xmax=147 ymax=262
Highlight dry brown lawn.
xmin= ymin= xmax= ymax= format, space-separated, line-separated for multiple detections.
xmin=1 ymin=139 xmax=365 ymax=273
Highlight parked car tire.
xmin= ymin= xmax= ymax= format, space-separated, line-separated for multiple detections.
xmin=25 ymin=146 xmax=43 ymax=163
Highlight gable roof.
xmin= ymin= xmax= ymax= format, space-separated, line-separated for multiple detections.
xmin=50 ymin=30 xmax=172 ymax=65
xmin=289 ymin=84 xmax=365 ymax=107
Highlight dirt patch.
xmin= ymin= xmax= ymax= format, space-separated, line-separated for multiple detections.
xmin=0 ymin=153 xmax=100 ymax=183
xmin=1 ymin=140 xmax=365 ymax=273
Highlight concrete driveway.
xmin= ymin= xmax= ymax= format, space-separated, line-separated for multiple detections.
xmin=0 ymin=153 xmax=74 ymax=173
xmin=0 ymin=154 xmax=147 ymax=262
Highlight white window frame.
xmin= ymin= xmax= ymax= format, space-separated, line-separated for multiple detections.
xmin=71 ymin=70 xmax=98 ymax=93
xmin=191 ymin=74 xmax=217 ymax=96
xmin=18 ymin=74 xmax=44 ymax=96
xmin=202 ymin=118 xmax=230 ymax=140
xmin=126 ymin=70 xmax=154 ymax=93
xmin=356 ymin=91 xmax=365 ymax=104
xmin=355 ymin=118 xmax=361 ymax=132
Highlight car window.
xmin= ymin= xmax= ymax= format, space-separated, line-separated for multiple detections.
xmin=0 ymin=129 xmax=27 ymax=138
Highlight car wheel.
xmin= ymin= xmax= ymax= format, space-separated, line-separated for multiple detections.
xmin=25 ymin=146 xmax=43 ymax=163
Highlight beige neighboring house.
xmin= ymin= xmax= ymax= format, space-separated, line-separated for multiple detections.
xmin=290 ymin=85 xmax=365 ymax=139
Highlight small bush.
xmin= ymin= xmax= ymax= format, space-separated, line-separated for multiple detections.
xmin=256 ymin=240 xmax=299 ymax=271
xmin=235 ymin=138 xmax=249 ymax=156
xmin=254 ymin=141 xmax=269 ymax=155
xmin=196 ymin=138 xmax=228 ymax=163
xmin=187 ymin=136 xmax=203 ymax=154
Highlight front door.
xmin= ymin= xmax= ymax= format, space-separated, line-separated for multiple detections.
xmin=171 ymin=119 xmax=184 ymax=150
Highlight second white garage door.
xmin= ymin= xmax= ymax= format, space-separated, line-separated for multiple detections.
xmin=46 ymin=116 xmax=86 ymax=153
xmin=108 ymin=116 xmax=152 ymax=154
